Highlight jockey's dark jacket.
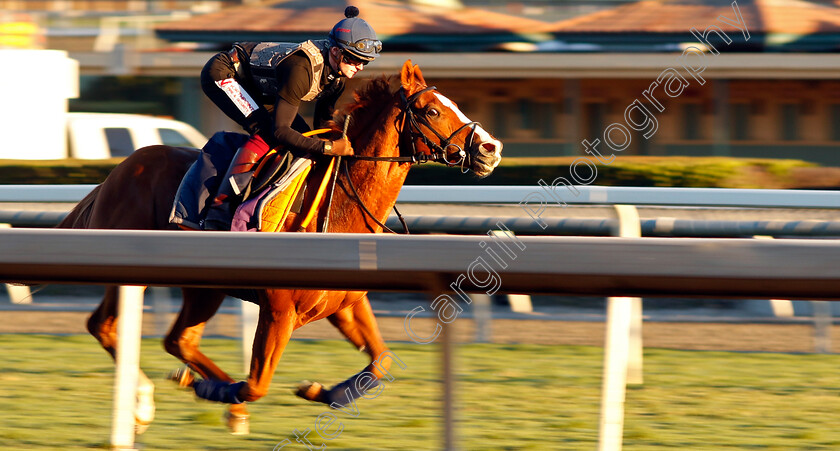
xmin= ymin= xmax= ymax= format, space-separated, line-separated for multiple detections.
xmin=222 ymin=42 xmax=345 ymax=154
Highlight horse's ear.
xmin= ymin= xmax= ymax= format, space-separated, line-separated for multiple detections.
xmin=413 ymin=64 xmax=427 ymax=88
xmin=400 ymin=60 xmax=415 ymax=92
xmin=400 ymin=59 xmax=427 ymax=96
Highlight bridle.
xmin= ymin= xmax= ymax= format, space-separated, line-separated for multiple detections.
xmin=334 ymin=85 xmax=481 ymax=234
xmin=347 ymin=85 xmax=480 ymax=170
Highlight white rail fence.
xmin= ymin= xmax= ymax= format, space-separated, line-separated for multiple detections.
xmin=5 ymin=184 xmax=840 ymax=306
xmin=2 ymin=229 xmax=840 ymax=449
xmin=3 ymin=184 xmax=836 ymax=350
xmin=3 ymin=185 xmax=840 ymax=450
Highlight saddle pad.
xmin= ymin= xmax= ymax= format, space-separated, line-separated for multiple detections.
xmin=231 ymin=157 xmax=312 ymax=232
xmin=258 ymin=159 xmax=313 ymax=232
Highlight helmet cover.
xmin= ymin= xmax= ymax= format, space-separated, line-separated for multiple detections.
xmin=329 ymin=6 xmax=381 ymax=62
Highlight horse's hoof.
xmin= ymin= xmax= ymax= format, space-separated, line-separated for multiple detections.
xmin=135 ymin=421 xmax=151 ymax=435
xmin=134 ymin=384 xmax=155 ymax=435
xmin=167 ymin=366 xmax=195 ymax=388
xmin=224 ymin=410 xmax=250 ymax=435
xmin=295 ymin=380 xmax=327 ymax=403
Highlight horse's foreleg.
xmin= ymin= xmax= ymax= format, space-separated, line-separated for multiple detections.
xmin=298 ymin=292 xmax=401 ymax=407
xmin=236 ymin=299 xmax=296 ymax=403
xmin=327 ymin=306 xmax=366 ymax=351
xmin=87 ymin=286 xmax=155 ymax=433
xmin=171 ymin=291 xmax=295 ymax=434
xmin=209 ymin=297 xmax=295 ymax=434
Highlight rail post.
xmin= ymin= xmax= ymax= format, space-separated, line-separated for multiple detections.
xmin=598 ymin=205 xmax=643 ymax=451
xmin=0 ymin=224 xmax=31 ymax=304
xmin=111 ymin=285 xmax=144 ymax=450
xmin=471 ymin=293 xmax=492 ymax=343
xmin=428 ymin=276 xmax=456 ymax=450
xmin=241 ymin=300 xmax=259 ymax=374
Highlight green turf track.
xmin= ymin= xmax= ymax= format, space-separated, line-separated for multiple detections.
xmin=1 ymin=335 xmax=840 ymax=450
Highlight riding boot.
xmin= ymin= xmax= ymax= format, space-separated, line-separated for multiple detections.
xmin=203 ymin=136 xmax=270 ymax=230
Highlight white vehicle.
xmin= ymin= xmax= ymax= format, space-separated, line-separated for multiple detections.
xmin=0 ymin=50 xmax=208 ymax=160
xmin=67 ymin=113 xmax=208 ymax=159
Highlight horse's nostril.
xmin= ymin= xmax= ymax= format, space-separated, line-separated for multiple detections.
xmin=481 ymin=142 xmax=496 ymax=153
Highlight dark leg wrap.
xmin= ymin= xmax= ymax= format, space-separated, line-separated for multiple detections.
xmin=194 ymin=379 xmax=246 ymax=404
xmin=327 ymin=371 xmax=381 ymax=407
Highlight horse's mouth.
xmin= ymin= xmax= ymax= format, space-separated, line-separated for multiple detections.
xmin=470 ymin=140 xmax=503 ymax=178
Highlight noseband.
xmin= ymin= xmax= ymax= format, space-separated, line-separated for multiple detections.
xmin=399 ymin=86 xmax=481 ymax=168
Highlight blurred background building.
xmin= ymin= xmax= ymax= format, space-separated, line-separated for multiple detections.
xmin=3 ymin=0 xmax=840 ymax=164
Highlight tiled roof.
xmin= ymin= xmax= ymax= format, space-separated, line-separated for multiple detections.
xmin=758 ymin=0 xmax=840 ymax=34
xmin=155 ymin=0 xmax=549 ymax=36
xmin=545 ymin=0 xmax=840 ymax=34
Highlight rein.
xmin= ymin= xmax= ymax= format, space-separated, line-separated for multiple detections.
xmin=342 ymin=162 xmax=405 ymax=234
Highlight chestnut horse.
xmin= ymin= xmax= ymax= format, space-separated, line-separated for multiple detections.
xmin=59 ymin=60 xmax=502 ymax=433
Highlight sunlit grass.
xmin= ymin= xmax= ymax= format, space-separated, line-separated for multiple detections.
xmin=1 ymin=335 xmax=839 ymax=450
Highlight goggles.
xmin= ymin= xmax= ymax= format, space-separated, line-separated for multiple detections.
xmin=342 ymin=51 xmax=369 ymax=66
xmin=335 ymin=37 xmax=382 ymax=55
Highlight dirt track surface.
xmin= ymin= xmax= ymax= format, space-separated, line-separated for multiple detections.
xmin=1 ymin=311 xmax=835 ymax=353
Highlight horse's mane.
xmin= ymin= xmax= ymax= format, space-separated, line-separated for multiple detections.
xmin=327 ymin=75 xmax=397 ymax=132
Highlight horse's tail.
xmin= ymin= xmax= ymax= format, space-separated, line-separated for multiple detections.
xmin=57 ymin=184 xmax=102 ymax=229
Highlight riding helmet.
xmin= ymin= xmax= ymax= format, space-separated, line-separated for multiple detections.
xmin=329 ymin=6 xmax=381 ymax=62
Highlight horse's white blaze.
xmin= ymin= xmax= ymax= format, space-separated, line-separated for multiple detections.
xmin=433 ymin=92 xmax=495 ymax=145
xmin=433 ymin=91 xmax=502 ymax=175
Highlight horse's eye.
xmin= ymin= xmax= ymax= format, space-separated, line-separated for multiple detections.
xmin=427 ymin=108 xmax=440 ymax=118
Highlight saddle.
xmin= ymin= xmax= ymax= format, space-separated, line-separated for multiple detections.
xmin=169 ymin=131 xmax=335 ymax=232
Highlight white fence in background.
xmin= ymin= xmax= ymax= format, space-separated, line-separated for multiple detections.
xmin=2 ymin=184 xmax=840 ymax=208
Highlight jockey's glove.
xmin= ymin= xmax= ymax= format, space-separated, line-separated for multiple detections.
xmin=323 ymin=137 xmax=354 ymax=156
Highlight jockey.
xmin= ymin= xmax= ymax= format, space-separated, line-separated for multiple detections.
xmin=199 ymin=5 xmax=381 ymax=230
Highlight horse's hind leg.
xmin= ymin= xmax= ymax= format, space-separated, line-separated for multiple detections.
xmin=163 ymin=288 xmax=250 ymax=433
xmin=163 ymin=288 xmax=230 ymax=381
xmin=87 ymin=286 xmax=155 ymax=433
xmin=297 ymin=292 xmax=405 ymax=406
